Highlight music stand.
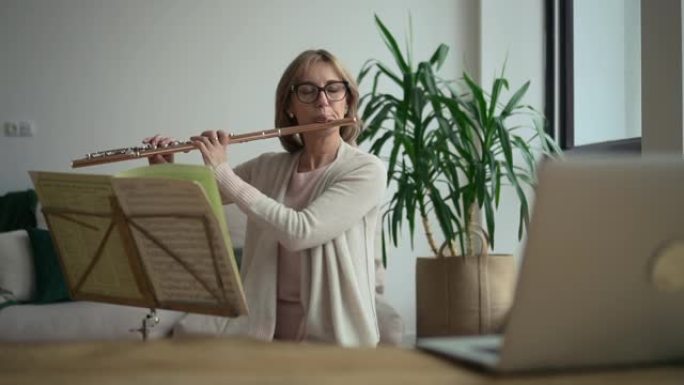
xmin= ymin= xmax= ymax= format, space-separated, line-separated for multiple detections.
xmin=31 ymin=169 xmax=247 ymax=341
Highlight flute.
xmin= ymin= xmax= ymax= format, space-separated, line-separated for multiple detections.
xmin=71 ymin=117 xmax=356 ymax=168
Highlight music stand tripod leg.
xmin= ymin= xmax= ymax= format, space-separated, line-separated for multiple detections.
xmin=130 ymin=308 xmax=159 ymax=341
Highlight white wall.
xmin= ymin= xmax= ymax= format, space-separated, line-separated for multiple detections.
xmin=641 ymin=0 xmax=683 ymax=154
xmin=0 ymin=0 xmax=473 ymax=187
xmin=0 ymin=0 xmax=545 ymax=340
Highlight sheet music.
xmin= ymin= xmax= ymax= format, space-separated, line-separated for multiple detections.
xmin=29 ymin=172 xmax=146 ymax=301
xmin=112 ymin=165 xmax=247 ymax=316
xmin=117 ymin=164 xmax=231 ymax=240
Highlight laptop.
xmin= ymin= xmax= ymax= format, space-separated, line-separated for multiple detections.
xmin=417 ymin=156 xmax=684 ymax=372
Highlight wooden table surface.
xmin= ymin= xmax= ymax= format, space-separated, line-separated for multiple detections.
xmin=1 ymin=337 xmax=682 ymax=385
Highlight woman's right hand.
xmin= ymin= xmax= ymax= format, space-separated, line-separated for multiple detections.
xmin=142 ymin=134 xmax=176 ymax=164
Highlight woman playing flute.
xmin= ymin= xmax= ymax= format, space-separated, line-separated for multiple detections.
xmin=143 ymin=49 xmax=396 ymax=347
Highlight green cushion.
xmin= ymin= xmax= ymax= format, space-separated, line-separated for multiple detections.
xmin=233 ymin=247 xmax=242 ymax=269
xmin=0 ymin=189 xmax=37 ymax=232
xmin=26 ymin=228 xmax=71 ymax=303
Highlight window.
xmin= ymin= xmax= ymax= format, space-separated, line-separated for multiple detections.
xmin=548 ymin=0 xmax=642 ymax=154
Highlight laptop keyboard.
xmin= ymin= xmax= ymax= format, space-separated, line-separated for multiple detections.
xmin=476 ymin=344 xmax=501 ymax=355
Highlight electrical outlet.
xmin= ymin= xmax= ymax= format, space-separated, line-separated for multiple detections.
xmin=4 ymin=122 xmax=19 ymax=137
xmin=18 ymin=121 xmax=34 ymax=137
xmin=3 ymin=121 xmax=35 ymax=137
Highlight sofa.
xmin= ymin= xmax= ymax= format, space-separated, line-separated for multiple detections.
xmin=0 ymin=191 xmax=403 ymax=344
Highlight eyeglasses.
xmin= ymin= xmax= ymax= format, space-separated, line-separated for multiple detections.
xmin=291 ymin=81 xmax=349 ymax=104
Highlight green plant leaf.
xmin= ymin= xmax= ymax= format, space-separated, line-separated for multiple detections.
xmin=368 ymin=129 xmax=394 ymax=155
xmin=483 ymin=190 xmax=496 ymax=250
xmin=501 ymin=81 xmax=530 ymax=117
xmin=386 ymin=131 xmax=403 ymax=185
xmin=463 ymin=73 xmax=488 ymax=127
xmin=374 ymin=14 xmax=409 ymax=73
xmin=406 ymin=12 xmax=414 ymax=71
xmin=381 ymin=230 xmax=388 ymax=267
xmin=376 ymin=62 xmax=403 ymax=87
xmin=429 ymin=44 xmax=450 ymax=71
xmin=488 ymin=77 xmax=508 ymax=121
xmin=357 ymin=59 xmax=376 ymax=86
xmin=429 ymin=185 xmax=454 ymax=257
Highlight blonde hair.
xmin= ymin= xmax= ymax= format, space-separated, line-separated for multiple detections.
xmin=274 ymin=49 xmax=360 ymax=153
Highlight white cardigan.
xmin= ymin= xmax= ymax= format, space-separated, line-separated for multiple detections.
xmin=213 ymin=141 xmax=387 ymax=347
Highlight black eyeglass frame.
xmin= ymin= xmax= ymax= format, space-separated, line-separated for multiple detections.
xmin=290 ymin=81 xmax=349 ymax=104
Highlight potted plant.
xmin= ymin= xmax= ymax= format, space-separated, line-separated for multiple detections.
xmin=357 ymin=15 xmax=561 ymax=336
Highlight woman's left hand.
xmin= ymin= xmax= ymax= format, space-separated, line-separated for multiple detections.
xmin=191 ymin=130 xmax=231 ymax=168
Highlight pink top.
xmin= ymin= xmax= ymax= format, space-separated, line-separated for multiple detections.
xmin=274 ymin=163 xmax=330 ymax=341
